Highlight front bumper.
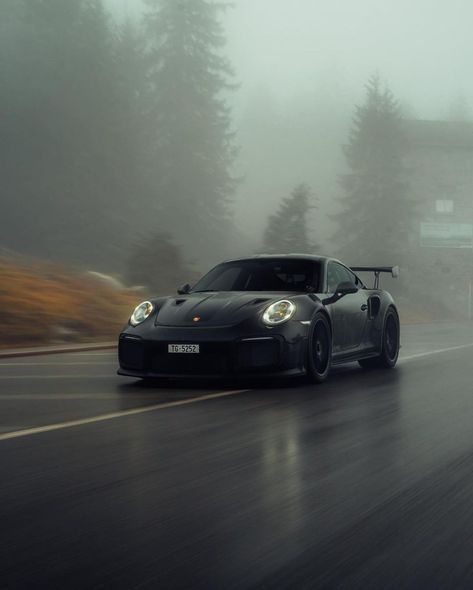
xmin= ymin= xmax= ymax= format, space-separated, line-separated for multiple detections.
xmin=117 ymin=323 xmax=309 ymax=379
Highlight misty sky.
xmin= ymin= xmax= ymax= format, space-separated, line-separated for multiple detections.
xmin=108 ymin=0 xmax=473 ymax=119
xmin=104 ymin=0 xmax=473 ymax=247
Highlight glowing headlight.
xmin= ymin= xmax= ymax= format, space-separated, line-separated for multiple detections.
xmin=262 ymin=300 xmax=296 ymax=326
xmin=130 ymin=301 xmax=154 ymax=326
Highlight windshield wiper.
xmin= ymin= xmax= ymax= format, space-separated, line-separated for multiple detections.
xmin=191 ymin=289 xmax=217 ymax=293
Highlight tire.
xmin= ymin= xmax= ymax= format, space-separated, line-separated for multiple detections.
xmin=307 ymin=312 xmax=332 ymax=383
xmin=359 ymin=307 xmax=400 ymax=369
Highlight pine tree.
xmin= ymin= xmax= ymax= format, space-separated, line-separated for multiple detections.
xmin=112 ymin=18 xmax=154 ymax=228
xmin=126 ymin=233 xmax=188 ymax=293
xmin=262 ymin=184 xmax=315 ymax=254
xmin=115 ymin=18 xmax=149 ymax=147
xmin=0 ymin=0 xmax=139 ymax=269
xmin=334 ymin=75 xmax=412 ymax=267
xmin=143 ymin=0 xmax=237 ymax=264
xmin=0 ymin=1 xmax=32 ymax=250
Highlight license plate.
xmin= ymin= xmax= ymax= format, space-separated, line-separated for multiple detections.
xmin=168 ymin=344 xmax=200 ymax=354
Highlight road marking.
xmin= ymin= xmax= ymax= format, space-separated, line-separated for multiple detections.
xmin=0 ymin=362 xmax=112 ymax=367
xmin=0 ymin=426 xmax=28 ymax=433
xmin=75 ymin=352 xmax=115 ymax=356
xmin=0 ymin=389 xmax=250 ymax=441
xmin=399 ymin=342 xmax=473 ymax=363
xmin=0 ymin=393 xmax=198 ymax=400
xmin=1 ymin=342 xmax=472 ymax=441
xmin=0 ymin=394 xmax=128 ymax=400
xmin=0 ymin=374 xmax=113 ymax=379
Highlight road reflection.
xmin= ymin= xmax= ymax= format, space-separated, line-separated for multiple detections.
xmin=255 ymin=368 xmax=403 ymax=543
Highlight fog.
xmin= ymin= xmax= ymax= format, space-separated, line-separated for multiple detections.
xmin=227 ymin=0 xmax=473 ymax=241
xmin=226 ymin=0 xmax=473 ymax=111
xmin=106 ymin=0 xmax=473 ymax=246
xmin=110 ymin=0 xmax=473 ymax=112
xmin=2 ymin=0 xmax=473 ymax=346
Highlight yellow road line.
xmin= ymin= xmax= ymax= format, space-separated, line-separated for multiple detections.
xmin=0 ymin=389 xmax=250 ymax=442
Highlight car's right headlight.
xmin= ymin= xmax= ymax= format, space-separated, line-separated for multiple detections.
xmin=130 ymin=301 xmax=154 ymax=326
xmin=262 ymin=300 xmax=296 ymax=326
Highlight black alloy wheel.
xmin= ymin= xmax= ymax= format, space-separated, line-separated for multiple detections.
xmin=308 ymin=312 xmax=332 ymax=383
xmin=384 ymin=312 xmax=399 ymax=364
xmin=359 ymin=307 xmax=400 ymax=369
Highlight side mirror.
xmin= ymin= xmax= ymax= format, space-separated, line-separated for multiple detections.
xmin=335 ymin=281 xmax=358 ymax=296
xmin=322 ymin=281 xmax=358 ymax=305
xmin=177 ymin=283 xmax=191 ymax=295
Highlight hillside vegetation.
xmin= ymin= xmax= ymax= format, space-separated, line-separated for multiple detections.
xmin=0 ymin=256 xmax=138 ymax=348
xmin=0 ymin=255 xmax=441 ymax=350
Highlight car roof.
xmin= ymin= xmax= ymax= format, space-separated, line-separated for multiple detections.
xmin=222 ymin=254 xmax=337 ymax=264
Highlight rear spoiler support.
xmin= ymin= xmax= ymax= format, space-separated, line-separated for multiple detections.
xmin=350 ymin=266 xmax=400 ymax=289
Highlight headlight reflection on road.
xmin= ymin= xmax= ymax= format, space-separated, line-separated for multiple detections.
xmin=260 ymin=414 xmax=303 ymax=529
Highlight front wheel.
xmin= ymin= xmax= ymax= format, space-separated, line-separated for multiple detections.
xmin=359 ymin=307 xmax=400 ymax=369
xmin=307 ymin=312 xmax=332 ymax=383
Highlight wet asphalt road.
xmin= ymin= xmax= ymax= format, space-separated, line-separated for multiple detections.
xmin=1 ymin=323 xmax=473 ymax=589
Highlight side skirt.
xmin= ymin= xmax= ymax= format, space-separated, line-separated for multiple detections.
xmin=331 ymin=348 xmax=379 ymax=366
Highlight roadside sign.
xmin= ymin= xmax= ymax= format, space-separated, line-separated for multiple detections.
xmin=420 ymin=222 xmax=473 ymax=249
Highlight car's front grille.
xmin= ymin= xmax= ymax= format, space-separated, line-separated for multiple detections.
xmin=237 ymin=338 xmax=279 ymax=369
xmin=119 ymin=337 xmax=281 ymax=376
xmin=119 ymin=337 xmax=145 ymax=370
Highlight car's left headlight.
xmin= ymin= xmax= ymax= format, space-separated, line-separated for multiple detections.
xmin=262 ymin=300 xmax=296 ymax=326
xmin=130 ymin=301 xmax=154 ymax=326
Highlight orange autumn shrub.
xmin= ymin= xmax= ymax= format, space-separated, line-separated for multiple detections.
xmin=0 ymin=256 xmax=139 ymax=348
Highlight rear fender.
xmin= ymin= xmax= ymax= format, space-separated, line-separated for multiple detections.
xmin=370 ymin=294 xmax=399 ymax=349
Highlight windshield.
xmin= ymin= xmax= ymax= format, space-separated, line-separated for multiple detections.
xmin=192 ymin=259 xmax=321 ymax=293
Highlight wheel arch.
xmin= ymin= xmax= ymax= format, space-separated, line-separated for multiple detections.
xmin=317 ymin=307 xmax=332 ymax=335
xmin=306 ymin=306 xmax=333 ymax=382
xmin=375 ymin=292 xmax=398 ymax=328
xmin=383 ymin=302 xmax=400 ymax=328
xmin=310 ymin=303 xmax=333 ymax=337
xmin=376 ymin=301 xmax=400 ymax=352
xmin=303 ymin=304 xmax=333 ymax=367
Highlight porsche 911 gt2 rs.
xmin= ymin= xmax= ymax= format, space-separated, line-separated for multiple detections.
xmin=118 ymin=255 xmax=400 ymax=382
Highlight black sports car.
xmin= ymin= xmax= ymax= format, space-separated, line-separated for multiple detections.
xmin=118 ymin=255 xmax=400 ymax=382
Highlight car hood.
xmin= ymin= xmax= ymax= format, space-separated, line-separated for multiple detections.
xmin=155 ymin=291 xmax=294 ymax=327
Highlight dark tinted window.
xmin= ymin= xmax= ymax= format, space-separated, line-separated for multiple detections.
xmin=327 ymin=262 xmax=358 ymax=292
xmin=192 ymin=259 xmax=321 ymax=292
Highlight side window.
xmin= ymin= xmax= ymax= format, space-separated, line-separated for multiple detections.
xmin=327 ymin=263 xmax=338 ymax=292
xmin=353 ymin=273 xmax=364 ymax=288
xmin=327 ymin=263 xmax=357 ymax=292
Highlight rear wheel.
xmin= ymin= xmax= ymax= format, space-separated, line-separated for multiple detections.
xmin=359 ymin=307 xmax=400 ymax=369
xmin=307 ymin=313 xmax=332 ymax=383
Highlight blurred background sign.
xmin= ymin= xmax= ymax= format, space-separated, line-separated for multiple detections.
xmin=420 ymin=222 xmax=473 ymax=248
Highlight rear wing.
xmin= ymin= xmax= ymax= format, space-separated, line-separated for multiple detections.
xmin=350 ymin=266 xmax=400 ymax=289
